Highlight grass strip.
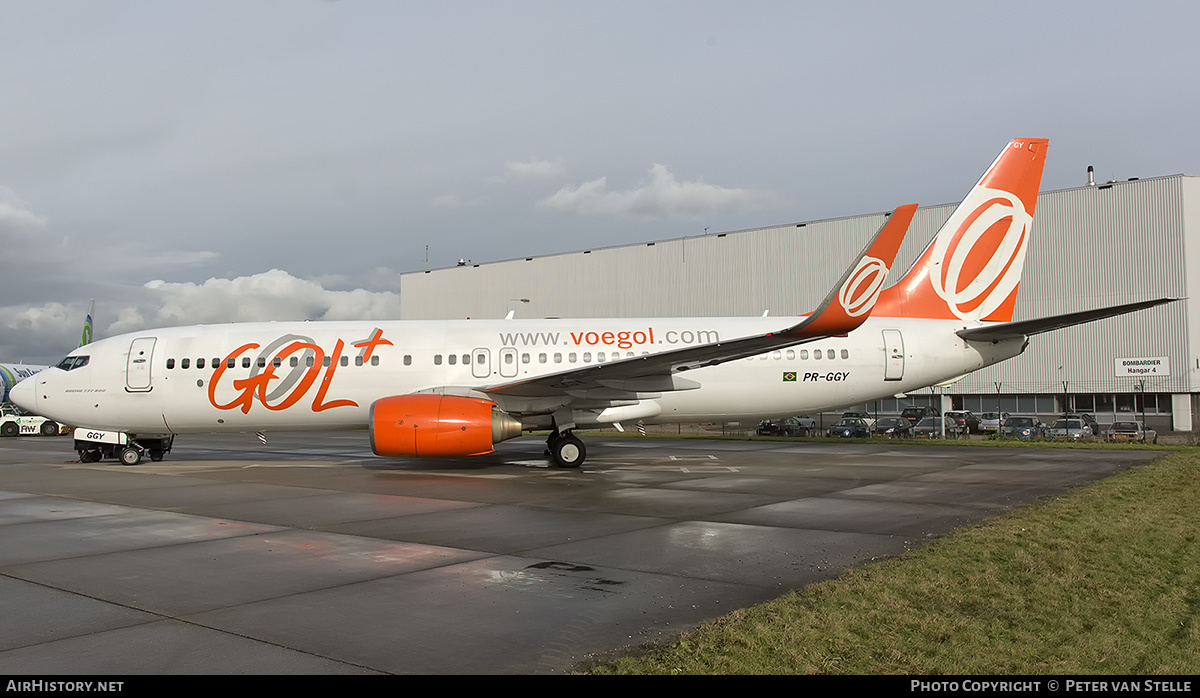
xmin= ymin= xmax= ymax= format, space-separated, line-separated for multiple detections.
xmin=588 ymin=449 xmax=1200 ymax=674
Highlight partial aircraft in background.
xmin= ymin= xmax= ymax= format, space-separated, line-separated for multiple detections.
xmin=12 ymin=140 xmax=1172 ymax=466
xmin=1 ymin=300 xmax=93 ymax=406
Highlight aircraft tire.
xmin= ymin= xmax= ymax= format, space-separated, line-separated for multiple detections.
xmin=118 ymin=446 xmax=142 ymax=466
xmin=551 ymin=434 xmax=586 ymax=468
xmin=149 ymin=450 xmax=164 ymax=462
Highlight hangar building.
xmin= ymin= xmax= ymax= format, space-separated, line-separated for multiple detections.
xmin=400 ymin=175 xmax=1200 ymax=433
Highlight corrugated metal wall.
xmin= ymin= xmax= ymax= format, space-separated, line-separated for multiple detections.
xmin=401 ymin=175 xmax=1199 ymax=396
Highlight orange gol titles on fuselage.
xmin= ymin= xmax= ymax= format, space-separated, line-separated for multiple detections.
xmin=207 ymin=328 xmax=392 ymax=414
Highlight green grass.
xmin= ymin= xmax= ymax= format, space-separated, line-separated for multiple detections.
xmin=587 ymin=449 xmax=1200 ymax=674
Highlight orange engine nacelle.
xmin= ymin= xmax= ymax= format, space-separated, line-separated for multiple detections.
xmin=369 ymin=394 xmax=523 ymax=458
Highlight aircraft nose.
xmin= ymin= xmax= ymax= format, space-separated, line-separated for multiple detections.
xmin=9 ymin=376 xmax=38 ymax=413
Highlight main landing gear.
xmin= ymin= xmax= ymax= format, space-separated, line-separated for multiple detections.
xmin=545 ymin=430 xmax=586 ymax=468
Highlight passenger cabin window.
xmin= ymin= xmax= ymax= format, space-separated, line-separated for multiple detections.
xmin=181 ymin=358 xmax=190 ymax=369
xmin=166 ymin=358 xmax=175 ymax=369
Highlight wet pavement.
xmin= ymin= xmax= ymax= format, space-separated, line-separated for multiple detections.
xmin=0 ymin=432 xmax=1161 ymax=674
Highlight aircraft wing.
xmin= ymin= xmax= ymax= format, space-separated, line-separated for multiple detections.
xmin=482 ymin=204 xmax=916 ymax=399
xmin=955 ymin=298 xmax=1177 ymax=342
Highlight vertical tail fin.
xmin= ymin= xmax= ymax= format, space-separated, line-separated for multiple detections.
xmin=874 ymin=138 xmax=1049 ymax=322
xmin=80 ymin=299 xmax=95 ymax=347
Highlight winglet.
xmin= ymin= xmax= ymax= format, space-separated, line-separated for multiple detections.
xmin=781 ymin=203 xmax=917 ymax=339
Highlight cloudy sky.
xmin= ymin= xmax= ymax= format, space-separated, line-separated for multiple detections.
xmin=3 ymin=1 xmax=1199 ymax=364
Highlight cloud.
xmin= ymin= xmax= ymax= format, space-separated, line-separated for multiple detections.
xmin=0 ymin=270 xmax=402 ymax=363
xmin=431 ymin=193 xmax=488 ymax=209
xmin=500 ymin=158 xmax=566 ymax=182
xmin=110 ymin=269 xmax=401 ymax=333
xmin=0 ymin=187 xmax=49 ymax=246
xmin=537 ymin=164 xmax=776 ymax=218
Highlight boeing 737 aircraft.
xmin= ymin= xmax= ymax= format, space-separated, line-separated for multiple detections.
xmin=1 ymin=301 xmax=94 ymax=406
xmin=11 ymin=139 xmax=1171 ymax=466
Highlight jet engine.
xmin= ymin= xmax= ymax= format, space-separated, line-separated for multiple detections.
xmin=369 ymin=394 xmax=523 ymax=457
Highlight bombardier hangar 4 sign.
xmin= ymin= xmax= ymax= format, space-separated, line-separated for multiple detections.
xmin=1115 ymin=357 xmax=1170 ymax=377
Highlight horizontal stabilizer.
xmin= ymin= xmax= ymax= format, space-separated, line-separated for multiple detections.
xmin=956 ymin=298 xmax=1177 ymax=342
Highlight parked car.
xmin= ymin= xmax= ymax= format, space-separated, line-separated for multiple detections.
xmin=827 ymin=417 xmax=871 ymax=438
xmin=944 ymin=410 xmax=980 ymax=434
xmin=841 ymin=411 xmax=876 ymax=427
xmin=911 ymin=416 xmax=965 ymax=439
xmin=980 ymin=411 xmax=1010 ymax=433
xmin=999 ymin=415 xmax=1043 ymax=440
xmin=756 ymin=416 xmax=816 ymax=437
xmin=900 ymin=406 xmax=939 ymax=424
xmin=1105 ymin=421 xmax=1157 ymax=444
xmin=872 ymin=417 xmax=913 ymax=438
xmin=1053 ymin=413 xmax=1099 ymax=439
xmin=1075 ymin=413 xmax=1101 ymax=437
xmin=1046 ymin=417 xmax=1091 ymax=441
xmin=0 ymin=405 xmax=66 ymax=437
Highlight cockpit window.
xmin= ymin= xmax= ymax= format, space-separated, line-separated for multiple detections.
xmin=55 ymin=355 xmax=90 ymax=371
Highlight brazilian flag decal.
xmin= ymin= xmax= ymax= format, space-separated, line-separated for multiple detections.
xmin=782 ymin=372 xmax=797 ymax=382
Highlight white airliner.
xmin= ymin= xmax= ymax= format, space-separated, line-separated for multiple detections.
xmin=11 ymin=139 xmax=1170 ymax=467
xmin=0 ymin=363 xmax=46 ymax=406
xmin=1 ymin=300 xmax=94 ymax=406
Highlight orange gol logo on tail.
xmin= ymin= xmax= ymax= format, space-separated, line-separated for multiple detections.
xmin=929 ymin=186 xmax=1032 ymax=321
xmin=872 ymin=138 xmax=1048 ymax=322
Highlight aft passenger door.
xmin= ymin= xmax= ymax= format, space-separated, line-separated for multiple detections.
xmin=882 ymin=329 xmax=904 ymax=381
xmin=126 ymin=337 xmax=157 ymax=392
